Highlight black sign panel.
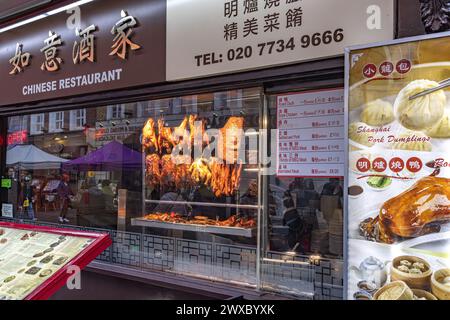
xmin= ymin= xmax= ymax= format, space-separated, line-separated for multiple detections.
xmin=0 ymin=0 xmax=166 ymax=106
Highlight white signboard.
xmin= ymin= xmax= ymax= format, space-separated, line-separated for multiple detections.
xmin=167 ymin=0 xmax=394 ymax=80
xmin=277 ymin=88 xmax=345 ymax=177
xmin=1 ymin=203 xmax=13 ymax=218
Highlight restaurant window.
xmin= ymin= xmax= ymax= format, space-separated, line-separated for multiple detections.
xmin=30 ymin=113 xmax=45 ymax=135
xmin=8 ymin=116 xmax=28 ymax=133
xmin=3 ymin=88 xmax=262 ymax=288
xmin=69 ymin=109 xmax=86 ymax=131
xmin=260 ymin=90 xmax=345 ymax=299
xmin=49 ymin=111 xmax=64 ymax=133
xmin=107 ymin=104 xmax=125 ymax=120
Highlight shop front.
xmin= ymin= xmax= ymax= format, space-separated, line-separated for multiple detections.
xmin=0 ymin=0 xmax=398 ymax=299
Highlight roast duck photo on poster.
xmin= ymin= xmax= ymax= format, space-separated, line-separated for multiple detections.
xmin=360 ymin=175 xmax=450 ymax=244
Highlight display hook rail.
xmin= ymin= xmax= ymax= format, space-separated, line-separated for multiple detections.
xmin=145 ymin=199 xmax=260 ymax=210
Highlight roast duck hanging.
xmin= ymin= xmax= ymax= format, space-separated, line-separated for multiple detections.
xmin=142 ymin=115 xmax=244 ymax=197
xmin=360 ymin=175 xmax=450 ymax=244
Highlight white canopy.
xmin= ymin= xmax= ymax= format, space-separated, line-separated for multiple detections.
xmin=6 ymin=144 xmax=68 ymax=170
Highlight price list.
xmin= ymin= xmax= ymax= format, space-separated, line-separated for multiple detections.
xmin=276 ymin=89 xmax=345 ymax=177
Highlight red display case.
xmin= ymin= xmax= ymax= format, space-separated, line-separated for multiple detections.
xmin=0 ymin=221 xmax=112 ymax=300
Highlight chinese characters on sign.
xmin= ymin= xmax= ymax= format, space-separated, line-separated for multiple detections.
xmin=40 ymin=31 xmax=63 ymax=72
xmin=9 ymin=44 xmax=31 ymax=75
xmin=109 ymin=10 xmax=141 ymax=60
xmin=362 ymin=59 xmax=411 ymax=79
xmin=167 ymin=0 xmax=394 ymax=81
xmin=224 ymin=0 xmax=302 ymax=41
xmin=73 ymin=25 xmax=97 ymax=64
xmin=277 ymin=89 xmax=345 ymax=177
xmin=8 ymin=11 xmax=142 ymax=75
xmin=355 ymin=156 xmax=423 ymax=174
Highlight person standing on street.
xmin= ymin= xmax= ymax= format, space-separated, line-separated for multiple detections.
xmin=58 ymin=172 xmax=74 ymax=223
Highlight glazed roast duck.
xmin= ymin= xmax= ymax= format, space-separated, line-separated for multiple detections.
xmin=360 ymin=176 xmax=450 ymax=244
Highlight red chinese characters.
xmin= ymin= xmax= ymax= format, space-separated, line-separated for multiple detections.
xmin=396 ymin=59 xmax=412 ymax=74
xmin=379 ymin=61 xmax=394 ymax=76
xmin=356 ymin=158 xmax=371 ymax=172
xmin=406 ymin=157 xmax=422 ymax=173
xmin=372 ymin=157 xmax=387 ymax=173
xmin=363 ymin=64 xmax=377 ymax=78
xmin=389 ymin=157 xmax=405 ymax=173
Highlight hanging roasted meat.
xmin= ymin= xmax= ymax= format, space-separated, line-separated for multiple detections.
xmin=189 ymin=158 xmax=212 ymax=185
xmin=360 ymin=176 xmax=450 ymax=244
xmin=142 ymin=118 xmax=158 ymax=152
xmin=172 ymin=155 xmax=192 ymax=189
xmin=208 ymin=157 xmax=241 ymax=197
xmin=231 ymin=163 xmax=243 ymax=192
xmin=145 ymin=154 xmax=160 ymax=189
xmin=218 ymin=117 xmax=244 ymax=164
xmin=209 ymin=157 xmax=222 ymax=197
xmin=157 ymin=119 xmax=175 ymax=153
xmin=160 ymin=154 xmax=176 ymax=187
xmin=189 ymin=115 xmax=209 ymax=149
xmin=173 ymin=116 xmax=189 ymax=145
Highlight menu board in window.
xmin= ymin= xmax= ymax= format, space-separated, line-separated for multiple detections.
xmin=276 ymin=88 xmax=345 ymax=178
xmin=0 ymin=222 xmax=111 ymax=300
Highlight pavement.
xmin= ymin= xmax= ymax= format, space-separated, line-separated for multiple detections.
xmin=49 ymin=270 xmax=211 ymax=300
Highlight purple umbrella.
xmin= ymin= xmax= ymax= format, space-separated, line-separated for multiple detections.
xmin=63 ymin=140 xmax=142 ymax=171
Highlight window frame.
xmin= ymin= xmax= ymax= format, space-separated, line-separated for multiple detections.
xmin=69 ymin=109 xmax=86 ymax=131
xmin=30 ymin=113 xmax=45 ymax=135
xmin=49 ymin=111 xmax=65 ymax=133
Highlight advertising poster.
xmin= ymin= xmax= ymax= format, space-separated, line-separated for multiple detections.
xmin=346 ymin=34 xmax=450 ymax=300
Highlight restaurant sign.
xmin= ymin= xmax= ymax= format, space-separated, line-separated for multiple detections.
xmin=0 ymin=0 xmax=395 ymax=106
xmin=166 ymin=0 xmax=394 ymax=80
xmin=0 ymin=0 xmax=166 ymax=106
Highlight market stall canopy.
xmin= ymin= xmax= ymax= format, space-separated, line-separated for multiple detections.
xmin=63 ymin=140 xmax=142 ymax=171
xmin=6 ymin=144 xmax=68 ymax=170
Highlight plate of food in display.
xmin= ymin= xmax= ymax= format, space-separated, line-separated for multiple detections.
xmin=365 ymin=176 xmax=393 ymax=192
xmin=133 ymin=212 xmax=257 ymax=237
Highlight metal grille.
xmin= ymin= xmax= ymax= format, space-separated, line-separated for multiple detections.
xmin=110 ymin=230 xmax=141 ymax=267
xmin=215 ymin=243 xmax=257 ymax=285
xmin=264 ymin=251 xmax=343 ymax=300
xmin=142 ymin=234 xmax=175 ymax=271
xmin=175 ymin=239 xmax=214 ymax=279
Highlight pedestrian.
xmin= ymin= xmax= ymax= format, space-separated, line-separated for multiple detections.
xmin=57 ymin=172 xmax=74 ymax=223
xmin=18 ymin=173 xmax=36 ymax=221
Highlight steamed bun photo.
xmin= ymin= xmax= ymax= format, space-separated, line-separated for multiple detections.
xmin=394 ymin=79 xmax=446 ymax=130
xmin=361 ymin=99 xmax=395 ymax=126
xmin=349 ymin=122 xmax=375 ymax=147
xmin=426 ymin=109 xmax=450 ymax=138
xmin=390 ymin=131 xmax=433 ymax=152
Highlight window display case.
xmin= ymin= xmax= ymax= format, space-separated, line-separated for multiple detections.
xmin=131 ymin=90 xmax=261 ymax=240
xmin=0 ymin=221 xmax=111 ymax=300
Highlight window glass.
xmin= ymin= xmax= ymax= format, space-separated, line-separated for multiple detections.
xmin=261 ymin=93 xmax=344 ymax=299
xmin=49 ymin=111 xmax=64 ymax=133
xmin=107 ymin=105 xmax=124 ymax=120
xmin=30 ymin=113 xmax=44 ymax=135
xmin=4 ymin=88 xmax=262 ymax=287
xmin=70 ymin=109 xmax=86 ymax=131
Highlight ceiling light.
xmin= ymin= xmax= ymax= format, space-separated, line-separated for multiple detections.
xmin=0 ymin=0 xmax=95 ymax=34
